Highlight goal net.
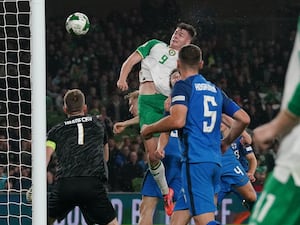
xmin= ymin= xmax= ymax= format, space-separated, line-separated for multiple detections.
xmin=0 ymin=0 xmax=46 ymax=224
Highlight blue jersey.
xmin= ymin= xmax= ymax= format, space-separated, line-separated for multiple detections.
xmin=171 ymin=74 xmax=241 ymax=164
xmin=222 ymin=139 xmax=241 ymax=167
xmin=218 ymin=137 xmax=250 ymax=204
xmin=231 ymin=136 xmax=254 ymax=172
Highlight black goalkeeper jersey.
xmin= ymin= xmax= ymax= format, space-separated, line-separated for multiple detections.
xmin=47 ymin=115 xmax=107 ymax=180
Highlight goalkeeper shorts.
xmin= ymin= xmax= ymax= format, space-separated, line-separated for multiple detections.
xmin=48 ymin=177 xmax=116 ymax=224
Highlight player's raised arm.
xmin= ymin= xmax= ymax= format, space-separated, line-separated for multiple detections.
xmin=117 ymin=51 xmax=142 ymax=91
xmin=113 ymin=116 xmax=139 ymax=134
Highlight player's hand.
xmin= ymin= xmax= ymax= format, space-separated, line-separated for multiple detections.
xmin=140 ymin=125 xmax=153 ymax=140
xmin=113 ymin=122 xmax=126 ymax=134
xmin=154 ymin=148 xmax=165 ymax=160
xmin=253 ymin=124 xmax=276 ymax=151
xmin=117 ymin=79 xmax=128 ymax=91
xmin=164 ymin=97 xmax=171 ymax=112
xmin=247 ymin=173 xmax=256 ymax=182
xmin=240 ymin=132 xmax=252 ymax=145
xmin=26 ymin=186 xmax=32 ymax=203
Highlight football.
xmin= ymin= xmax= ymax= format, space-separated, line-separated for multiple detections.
xmin=65 ymin=12 xmax=90 ymax=35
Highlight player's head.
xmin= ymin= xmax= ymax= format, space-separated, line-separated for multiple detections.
xmin=177 ymin=44 xmax=203 ymax=76
xmin=124 ymin=90 xmax=139 ymax=117
xmin=169 ymin=68 xmax=181 ymax=88
xmin=170 ymin=23 xmax=197 ymax=50
xmin=63 ymin=89 xmax=87 ymax=116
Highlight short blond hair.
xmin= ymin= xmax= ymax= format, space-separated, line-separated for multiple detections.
xmin=64 ymin=89 xmax=85 ymax=113
xmin=124 ymin=90 xmax=139 ymax=100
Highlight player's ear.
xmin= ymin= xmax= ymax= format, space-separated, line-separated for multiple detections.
xmin=177 ymin=60 xmax=181 ymax=70
xmin=63 ymin=106 xmax=68 ymax=114
xmin=199 ymin=60 xmax=204 ymax=69
xmin=83 ymin=104 xmax=88 ymax=114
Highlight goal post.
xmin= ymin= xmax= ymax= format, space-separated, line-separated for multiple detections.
xmin=31 ymin=0 xmax=47 ymax=225
xmin=0 ymin=0 xmax=46 ymax=224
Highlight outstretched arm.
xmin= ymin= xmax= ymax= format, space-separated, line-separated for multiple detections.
xmin=222 ymin=109 xmax=250 ymax=153
xmin=253 ymin=110 xmax=299 ymax=150
xmin=155 ymin=132 xmax=170 ymax=160
xmin=245 ymin=152 xmax=257 ymax=182
xmin=117 ymin=51 xmax=142 ymax=91
xmin=113 ymin=116 xmax=139 ymax=134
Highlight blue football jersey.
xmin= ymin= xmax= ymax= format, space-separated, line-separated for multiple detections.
xmin=171 ymin=74 xmax=241 ymax=164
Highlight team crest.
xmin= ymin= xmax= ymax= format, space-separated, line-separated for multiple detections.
xmin=169 ymin=49 xmax=176 ymax=56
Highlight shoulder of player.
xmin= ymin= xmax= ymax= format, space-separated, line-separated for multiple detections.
xmin=139 ymin=39 xmax=167 ymax=50
xmin=51 ymin=115 xmax=101 ymax=129
xmin=183 ymin=75 xmax=218 ymax=90
xmin=48 ymin=121 xmax=65 ymax=134
xmin=147 ymin=39 xmax=165 ymax=45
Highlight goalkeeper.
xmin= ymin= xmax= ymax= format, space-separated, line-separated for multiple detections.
xmin=45 ymin=89 xmax=118 ymax=225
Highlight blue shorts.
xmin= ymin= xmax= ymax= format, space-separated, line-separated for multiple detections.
xmin=174 ymin=162 xmax=221 ymax=216
xmin=141 ymin=155 xmax=181 ymax=201
xmin=218 ymin=162 xmax=249 ymax=204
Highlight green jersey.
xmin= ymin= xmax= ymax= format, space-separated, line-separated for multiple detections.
xmin=137 ymin=39 xmax=178 ymax=96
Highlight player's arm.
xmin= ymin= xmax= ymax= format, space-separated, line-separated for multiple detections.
xmin=221 ymin=90 xmax=250 ymax=151
xmin=253 ymin=110 xmax=299 ymax=150
xmin=222 ymin=108 xmax=250 ymax=152
xmin=245 ymin=151 xmax=257 ymax=182
xmin=113 ymin=116 xmax=139 ymax=134
xmin=253 ymin=83 xmax=300 ymax=150
xmin=141 ymin=104 xmax=187 ymax=138
xmin=103 ymin=143 xmax=109 ymax=162
xmin=155 ymin=132 xmax=170 ymax=159
xmin=117 ymin=52 xmax=142 ymax=91
xmin=27 ymin=139 xmax=55 ymax=203
xmin=46 ymin=140 xmax=55 ymax=167
xmin=222 ymin=114 xmax=252 ymax=145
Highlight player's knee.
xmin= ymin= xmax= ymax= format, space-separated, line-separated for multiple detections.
xmin=148 ymin=154 xmax=160 ymax=165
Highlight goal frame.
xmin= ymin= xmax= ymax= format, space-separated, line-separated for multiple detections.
xmin=30 ymin=0 xmax=47 ymax=224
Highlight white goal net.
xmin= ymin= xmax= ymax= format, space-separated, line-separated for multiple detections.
xmin=0 ymin=0 xmax=46 ymax=224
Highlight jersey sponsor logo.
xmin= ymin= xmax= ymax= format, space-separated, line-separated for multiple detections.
xmin=194 ymin=83 xmax=217 ymax=93
xmin=172 ymin=95 xmax=185 ymax=102
xmin=64 ymin=116 xmax=92 ymax=125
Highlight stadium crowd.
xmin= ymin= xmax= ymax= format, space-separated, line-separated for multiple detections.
xmin=0 ymin=4 xmax=297 ymax=193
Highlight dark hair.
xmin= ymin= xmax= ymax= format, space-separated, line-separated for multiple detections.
xmin=178 ymin=44 xmax=202 ymax=66
xmin=169 ymin=68 xmax=180 ymax=89
xmin=177 ymin=23 xmax=197 ymax=40
xmin=64 ymin=89 xmax=85 ymax=113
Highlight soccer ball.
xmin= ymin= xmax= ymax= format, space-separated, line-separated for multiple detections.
xmin=65 ymin=12 xmax=90 ymax=35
